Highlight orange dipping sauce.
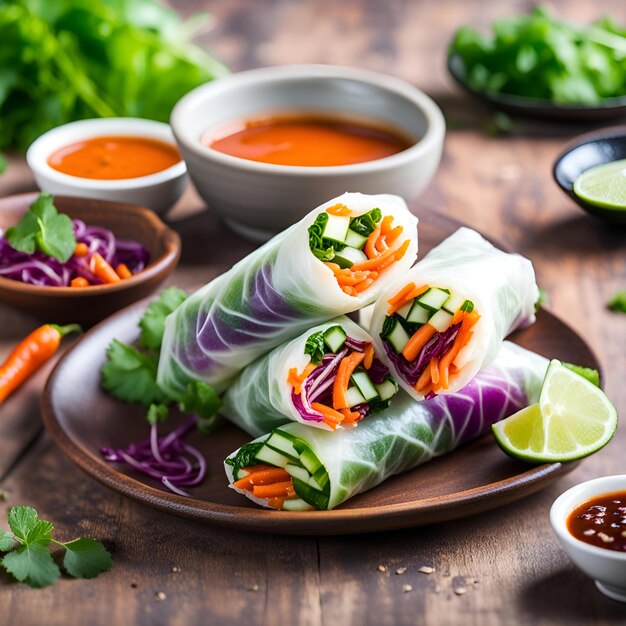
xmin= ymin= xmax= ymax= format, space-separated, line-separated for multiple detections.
xmin=48 ymin=135 xmax=181 ymax=180
xmin=206 ymin=115 xmax=414 ymax=167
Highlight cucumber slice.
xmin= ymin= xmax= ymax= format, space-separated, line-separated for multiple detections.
xmin=284 ymin=463 xmax=310 ymax=483
xmin=300 ymin=448 xmax=322 ymax=474
xmin=429 ymin=308 xmax=453 ymax=332
xmin=255 ymin=446 xmax=290 ymax=468
xmin=386 ymin=318 xmax=411 ymax=353
xmin=344 ymin=229 xmax=368 ymax=250
xmin=266 ymin=432 xmax=299 ymax=460
xmin=333 ymin=246 xmax=367 ymax=269
xmin=407 ymin=301 xmax=430 ymax=324
xmin=351 ymin=370 xmax=379 ymax=402
xmin=418 ymin=287 xmax=450 ymax=311
xmin=308 ymin=475 xmax=325 ymax=491
xmin=346 ymin=385 xmax=366 ymax=407
xmin=313 ymin=466 xmax=330 ymax=489
xmin=292 ymin=477 xmax=330 ymax=510
xmin=282 ymin=498 xmax=315 ymax=511
xmin=324 ymin=325 xmax=347 ymax=352
xmin=442 ymin=291 xmax=465 ymax=314
xmin=376 ymin=379 xmax=398 ymax=401
xmin=396 ymin=301 xmax=414 ymax=319
xmin=321 ymin=214 xmax=350 ymax=244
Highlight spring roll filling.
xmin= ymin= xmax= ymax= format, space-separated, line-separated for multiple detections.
xmin=309 ymin=203 xmax=412 ymax=297
xmin=288 ymin=324 xmax=399 ymax=430
xmin=380 ymin=283 xmax=481 ymax=396
xmin=226 ymin=431 xmax=330 ymax=510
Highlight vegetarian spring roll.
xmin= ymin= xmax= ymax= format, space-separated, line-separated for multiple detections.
xmin=224 ymin=341 xmax=547 ymax=511
xmin=369 ymin=227 xmax=538 ymax=400
xmin=158 ymin=193 xmax=418 ymax=396
xmin=221 ymin=317 xmax=399 ymax=435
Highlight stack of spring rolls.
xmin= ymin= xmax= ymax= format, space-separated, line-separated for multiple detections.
xmin=157 ymin=192 xmax=544 ymax=511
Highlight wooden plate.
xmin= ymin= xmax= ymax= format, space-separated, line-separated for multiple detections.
xmin=41 ymin=215 xmax=597 ymax=535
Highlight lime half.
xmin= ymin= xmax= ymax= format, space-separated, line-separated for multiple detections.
xmin=573 ymin=159 xmax=626 ymax=211
xmin=492 ymin=360 xmax=617 ymax=463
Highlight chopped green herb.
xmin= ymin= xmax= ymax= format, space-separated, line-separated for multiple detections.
xmin=535 ymin=288 xmax=549 ymax=312
xmin=225 ymin=441 xmax=265 ymax=480
xmin=4 ymin=193 xmax=76 ymax=262
xmin=147 ymin=403 xmax=169 ymax=425
xmin=563 ymin=363 xmax=601 ymax=388
xmin=0 ymin=506 xmax=111 ymax=588
xmin=304 ymin=330 xmax=326 ymax=364
xmin=460 ymin=299 xmax=475 ymax=313
xmin=450 ymin=7 xmax=626 ymax=105
xmin=608 ymin=290 xmax=626 ymax=313
xmin=348 ymin=208 xmax=382 ymax=237
xmin=139 ymin=287 xmax=188 ymax=351
xmin=179 ymin=381 xmax=221 ymax=433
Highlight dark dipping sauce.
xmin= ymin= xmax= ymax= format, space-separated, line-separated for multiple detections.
xmin=567 ymin=491 xmax=626 ymax=552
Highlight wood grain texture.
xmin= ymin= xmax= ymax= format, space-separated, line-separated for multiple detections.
xmin=0 ymin=0 xmax=625 ymax=624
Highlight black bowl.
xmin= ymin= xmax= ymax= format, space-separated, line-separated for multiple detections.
xmin=447 ymin=54 xmax=626 ymax=122
xmin=552 ymin=129 xmax=626 ymax=225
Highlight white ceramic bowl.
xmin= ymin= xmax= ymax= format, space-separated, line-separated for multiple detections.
xmin=26 ymin=118 xmax=188 ymax=215
xmin=171 ymin=64 xmax=445 ymax=241
xmin=550 ymin=475 xmax=626 ymax=603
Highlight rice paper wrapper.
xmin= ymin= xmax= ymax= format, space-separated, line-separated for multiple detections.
xmin=158 ymin=192 xmax=418 ymax=396
xmin=221 ymin=316 xmax=381 ymax=436
xmin=225 ymin=341 xmax=548 ymax=510
xmin=369 ymin=227 xmax=539 ymax=399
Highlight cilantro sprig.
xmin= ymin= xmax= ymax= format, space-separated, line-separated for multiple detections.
xmin=4 ymin=193 xmax=76 ymax=262
xmin=0 ymin=506 xmax=111 ymax=588
xmin=608 ymin=290 xmax=626 ymax=314
xmin=101 ymin=288 xmax=221 ymax=428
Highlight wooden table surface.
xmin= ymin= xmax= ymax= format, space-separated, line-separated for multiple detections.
xmin=1 ymin=1 xmax=625 ymax=624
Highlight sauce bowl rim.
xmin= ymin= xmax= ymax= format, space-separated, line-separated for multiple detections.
xmin=26 ymin=118 xmax=187 ymax=190
xmin=170 ymin=64 xmax=446 ymax=176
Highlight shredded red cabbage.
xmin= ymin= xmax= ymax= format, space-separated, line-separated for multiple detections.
xmin=100 ymin=416 xmax=207 ymax=497
xmin=384 ymin=322 xmax=462 ymax=387
xmin=0 ymin=219 xmax=149 ymax=287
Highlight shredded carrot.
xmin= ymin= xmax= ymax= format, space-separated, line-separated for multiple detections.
xmin=351 ymin=240 xmax=404 ymax=272
xmin=364 ymin=227 xmax=381 ymax=259
xmin=311 ymin=401 xmax=345 ymax=423
xmin=388 ymin=282 xmax=416 ymax=306
xmin=267 ymin=497 xmax=285 ymax=509
xmin=233 ymin=468 xmax=291 ymax=490
xmin=326 ymin=203 xmax=352 ymax=216
xmin=341 ymin=285 xmax=357 ymax=296
xmin=287 ymin=362 xmax=316 ymax=394
xmin=324 ymin=262 xmax=342 ymax=273
xmin=415 ymin=366 xmax=432 ymax=392
xmin=363 ymin=344 xmax=374 ymax=369
xmin=438 ymin=311 xmax=480 ymax=388
xmin=384 ymin=225 xmax=403 ymax=246
xmin=73 ymin=242 xmax=89 ymax=257
xmin=402 ymin=323 xmax=437 ymax=362
xmin=253 ymin=481 xmax=296 ymax=499
xmin=340 ymin=408 xmax=361 ymax=425
xmin=387 ymin=284 xmax=429 ymax=316
xmin=332 ymin=351 xmax=366 ymax=410
xmin=116 ymin=263 xmax=132 ymax=279
xmin=241 ymin=465 xmax=274 ymax=475
xmin=354 ymin=278 xmax=374 ymax=293
xmin=430 ymin=357 xmax=440 ymax=387
xmin=90 ymin=252 xmax=121 ymax=284
xmin=70 ymin=276 xmax=89 ymax=288
xmin=335 ymin=272 xmax=370 ymax=286
xmin=419 ymin=383 xmax=434 ymax=397
xmin=380 ymin=215 xmax=394 ymax=235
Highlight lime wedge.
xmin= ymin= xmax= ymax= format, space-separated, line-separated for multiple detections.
xmin=573 ymin=159 xmax=626 ymax=210
xmin=492 ymin=360 xmax=617 ymax=462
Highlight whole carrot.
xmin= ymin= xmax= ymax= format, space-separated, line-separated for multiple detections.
xmin=0 ymin=324 xmax=81 ymax=404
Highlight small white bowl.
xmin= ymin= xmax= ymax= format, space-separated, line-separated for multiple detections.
xmin=26 ymin=118 xmax=188 ymax=215
xmin=550 ymin=475 xmax=626 ymax=603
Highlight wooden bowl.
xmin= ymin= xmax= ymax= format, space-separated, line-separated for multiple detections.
xmin=0 ymin=193 xmax=181 ymax=324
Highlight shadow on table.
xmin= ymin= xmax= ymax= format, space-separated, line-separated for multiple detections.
xmin=516 ymin=568 xmax=626 ymax=621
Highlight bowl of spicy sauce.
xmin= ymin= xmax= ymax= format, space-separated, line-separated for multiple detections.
xmin=27 ymin=118 xmax=188 ymax=215
xmin=551 ymin=476 xmax=626 ymax=603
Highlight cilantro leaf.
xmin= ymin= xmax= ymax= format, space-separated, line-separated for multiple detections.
xmin=349 ymin=208 xmax=382 ymax=237
xmin=62 ymin=538 xmax=112 ymax=579
xmin=0 ymin=528 xmax=14 ymax=552
xmin=101 ymin=340 xmax=167 ymax=406
xmin=8 ymin=506 xmax=53 ymax=546
xmin=2 ymin=544 xmax=60 ymax=588
xmin=147 ymin=403 xmax=169 ymax=425
xmin=179 ymin=381 xmax=221 ymax=433
xmin=5 ymin=193 xmax=76 ymax=262
xmin=139 ymin=287 xmax=188 ymax=350
xmin=224 ymin=441 xmax=265 ymax=480
xmin=304 ymin=330 xmax=326 ymax=364
xmin=608 ymin=290 xmax=626 ymax=314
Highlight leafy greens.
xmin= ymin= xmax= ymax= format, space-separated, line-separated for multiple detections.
xmin=0 ymin=0 xmax=228 ymax=151
xmin=449 ymin=6 xmax=626 ymax=104
xmin=608 ymin=290 xmax=626 ymax=314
